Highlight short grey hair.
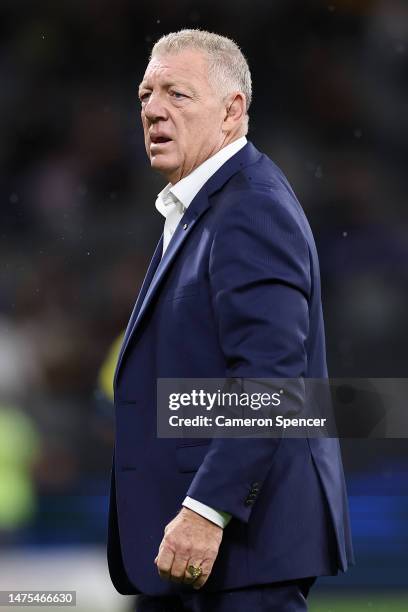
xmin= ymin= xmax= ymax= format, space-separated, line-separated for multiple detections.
xmin=150 ymin=29 xmax=252 ymax=133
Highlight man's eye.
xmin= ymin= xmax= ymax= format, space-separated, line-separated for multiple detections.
xmin=139 ymin=92 xmax=151 ymax=104
xmin=170 ymin=91 xmax=186 ymax=100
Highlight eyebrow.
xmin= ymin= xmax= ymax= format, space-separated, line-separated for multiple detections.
xmin=138 ymin=80 xmax=196 ymax=96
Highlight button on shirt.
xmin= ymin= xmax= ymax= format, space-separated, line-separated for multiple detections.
xmin=155 ymin=136 xmax=247 ymax=528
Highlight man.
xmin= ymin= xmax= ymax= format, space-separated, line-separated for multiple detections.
xmin=108 ymin=29 xmax=354 ymax=611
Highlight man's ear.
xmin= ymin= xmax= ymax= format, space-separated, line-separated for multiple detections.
xmin=223 ymin=92 xmax=246 ymax=131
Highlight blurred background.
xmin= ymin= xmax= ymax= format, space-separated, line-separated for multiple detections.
xmin=0 ymin=0 xmax=407 ymax=610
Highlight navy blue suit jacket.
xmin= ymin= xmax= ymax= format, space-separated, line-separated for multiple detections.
xmin=107 ymin=141 xmax=354 ymax=596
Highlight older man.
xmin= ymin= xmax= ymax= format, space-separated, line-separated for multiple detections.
xmin=107 ymin=29 xmax=354 ymax=611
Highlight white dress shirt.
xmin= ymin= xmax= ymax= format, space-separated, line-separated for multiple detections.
xmin=155 ymin=136 xmax=247 ymax=528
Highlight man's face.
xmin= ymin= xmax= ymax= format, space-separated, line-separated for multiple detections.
xmin=139 ymin=49 xmax=228 ymax=184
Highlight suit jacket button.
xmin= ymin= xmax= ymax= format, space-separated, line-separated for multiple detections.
xmin=245 ymin=492 xmax=257 ymax=505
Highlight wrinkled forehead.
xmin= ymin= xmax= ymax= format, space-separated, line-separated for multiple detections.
xmin=141 ymin=49 xmax=211 ymax=88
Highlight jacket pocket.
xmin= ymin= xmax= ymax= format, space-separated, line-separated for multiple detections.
xmin=166 ymin=282 xmax=201 ymax=301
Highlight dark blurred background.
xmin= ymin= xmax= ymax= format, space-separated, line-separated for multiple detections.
xmin=0 ymin=0 xmax=407 ymax=609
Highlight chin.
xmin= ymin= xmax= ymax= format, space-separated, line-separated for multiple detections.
xmin=150 ymin=156 xmax=177 ymax=180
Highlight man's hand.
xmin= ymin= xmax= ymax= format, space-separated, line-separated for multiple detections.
xmin=154 ymin=507 xmax=223 ymax=589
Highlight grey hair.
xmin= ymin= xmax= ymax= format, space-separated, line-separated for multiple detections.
xmin=150 ymin=29 xmax=252 ymax=133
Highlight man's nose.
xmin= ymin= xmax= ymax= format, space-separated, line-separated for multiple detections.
xmin=143 ymin=93 xmax=168 ymax=123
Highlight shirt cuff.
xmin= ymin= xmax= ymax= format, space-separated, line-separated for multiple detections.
xmin=182 ymin=496 xmax=232 ymax=528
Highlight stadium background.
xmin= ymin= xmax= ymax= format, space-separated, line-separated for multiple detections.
xmin=0 ymin=0 xmax=407 ymax=610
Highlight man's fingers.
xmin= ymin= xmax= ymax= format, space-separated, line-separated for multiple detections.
xmin=183 ymin=559 xmax=203 ymax=584
xmin=155 ymin=545 xmax=174 ymax=580
xmin=155 ymin=509 xmax=223 ymax=587
xmin=191 ymin=558 xmax=214 ymax=590
xmin=192 ymin=573 xmax=208 ymax=590
xmin=169 ymin=554 xmax=190 ymax=583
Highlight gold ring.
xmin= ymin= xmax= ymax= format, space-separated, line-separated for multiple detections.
xmin=187 ymin=564 xmax=202 ymax=580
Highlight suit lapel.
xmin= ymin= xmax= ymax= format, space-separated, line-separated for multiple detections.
xmin=114 ymin=235 xmax=163 ymax=385
xmin=114 ymin=142 xmax=262 ymax=384
xmin=124 ymin=188 xmax=211 ymax=340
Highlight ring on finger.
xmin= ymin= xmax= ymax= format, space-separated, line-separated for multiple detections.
xmin=187 ymin=564 xmax=203 ymax=580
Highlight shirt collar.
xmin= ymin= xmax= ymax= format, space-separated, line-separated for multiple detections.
xmin=155 ymin=183 xmax=181 ymax=219
xmin=155 ymin=136 xmax=247 ymax=219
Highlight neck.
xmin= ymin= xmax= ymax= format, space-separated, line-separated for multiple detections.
xmin=164 ymin=133 xmax=246 ymax=184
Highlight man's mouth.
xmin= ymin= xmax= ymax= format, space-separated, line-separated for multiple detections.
xmin=150 ymin=135 xmax=172 ymax=144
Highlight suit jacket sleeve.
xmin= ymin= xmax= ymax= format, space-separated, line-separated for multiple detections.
xmin=186 ymin=189 xmax=312 ymax=522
